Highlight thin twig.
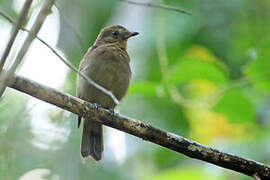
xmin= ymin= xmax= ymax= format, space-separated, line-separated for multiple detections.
xmin=0 ymin=0 xmax=55 ymax=97
xmin=204 ymin=77 xmax=248 ymax=106
xmin=0 ymin=9 xmax=119 ymax=105
xmin=0 ymin=10 xmax=14 ymax=24
xmin=205 ymin=74 xmax=270 ymax=107
xmin=120 ymin=0 xmax=192 ymax=15
xmin=5 ymin=71 xmax=270 ymax=179
xmin=0 ymin=0 xmax=33 ymax=72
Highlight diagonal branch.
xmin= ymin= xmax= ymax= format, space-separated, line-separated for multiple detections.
xmin=0 ymin=0 xmax=55 ymax=97
xmin=120 ymin=0 xmax=192 ymax=15
xmin=5 ymin=71 xmax=270 ymax=179
xmin=0 ymin=0 xmax=33 ymax=72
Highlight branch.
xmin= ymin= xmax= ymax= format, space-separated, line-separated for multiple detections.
xmin=0 ymin=9 xmax=119 ymax=106
xmin=0 ymin=0 xmax=55 ymax=96
xmin=5 ymin=72 xmax=270 ymax=179
xmin=120 ymin=0 xmax=192 ymax=15
xmin=0 ymin=0 xmax=33 ymax=72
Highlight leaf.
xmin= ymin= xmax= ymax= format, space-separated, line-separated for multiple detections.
xmin=128 ymin=82 xmax=159 ymax=96
xmin=214 ymin=88 xmax=255 ymax=124
xmin=244 ymin=59 xmax=270 ymax=93
xmin=243 ymin=25 xmax=270 ymax=93
xmin=166 ymin=58 xmax=228 ymax=86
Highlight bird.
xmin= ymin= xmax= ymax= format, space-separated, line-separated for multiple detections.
xmin=77 ymin=25 xmax=139 ymax=161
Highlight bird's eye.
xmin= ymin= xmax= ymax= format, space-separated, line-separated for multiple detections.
xmin=112 ymin=31 xmax=119 ymax=37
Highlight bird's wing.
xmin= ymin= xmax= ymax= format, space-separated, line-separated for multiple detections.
xmin=76 ymin=46 xmax=94 ymax=128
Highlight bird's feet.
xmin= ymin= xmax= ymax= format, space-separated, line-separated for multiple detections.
xmin=109 ymin=108 xmax=115 ymax=116
xmin=93 ymin=103 xmax=101 ymax=110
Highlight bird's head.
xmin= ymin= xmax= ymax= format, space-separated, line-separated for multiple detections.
xmin=93 ymin=25 xmax=139 ymax=50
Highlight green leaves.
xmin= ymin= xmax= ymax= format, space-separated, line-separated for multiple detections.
xmin=1 ymin=0 xmax=270 ymax=179
xmin=214 ymin=88 xmax=255 ymax=124
xmin=130 ymin=47 xmax=229 ymax=97
xmin=128 ymin=82 xmax=159 ymax=96
xmin=166 ymin=58 xmax=228 ymax=86
xmin=245 ymin=58 xmax=270 ymax=93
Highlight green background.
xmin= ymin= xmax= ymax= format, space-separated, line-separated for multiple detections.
xmin=0 ymin=0 xmax=270 ymax=179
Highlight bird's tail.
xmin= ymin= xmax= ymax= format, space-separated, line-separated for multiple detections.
xmin=80 ymin=118 xmax=103 ymax=161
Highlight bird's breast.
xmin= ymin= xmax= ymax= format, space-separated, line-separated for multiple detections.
xmin=78 ymin=45 xmax=131 ymax=108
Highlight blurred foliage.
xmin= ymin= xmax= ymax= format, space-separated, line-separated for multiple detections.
xmin=148 ymin=167 xmax=225 ymax=180
xmin=214 ymin=88 xmax=255 ymax=124
xmin=0 ymin=0 xmax=270 ymax=180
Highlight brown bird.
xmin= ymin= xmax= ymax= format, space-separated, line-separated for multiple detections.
xmin=77 ymin=25 xmax=138 ymax=161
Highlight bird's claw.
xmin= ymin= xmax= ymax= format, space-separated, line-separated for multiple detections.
xmin=109 ymin=108 xmax=115 ymax=116
xmin=93 ymin=103 xmax=101 ymax=110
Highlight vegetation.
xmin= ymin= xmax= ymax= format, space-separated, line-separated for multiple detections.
xmin=0 ymin=0 xmax=269 ymax=179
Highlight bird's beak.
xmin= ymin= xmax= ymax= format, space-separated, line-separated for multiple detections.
xmin=125 ymin=31 xmax=139 ymax=39
xmin=130 ymin=32 xmax=139 ymax=37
